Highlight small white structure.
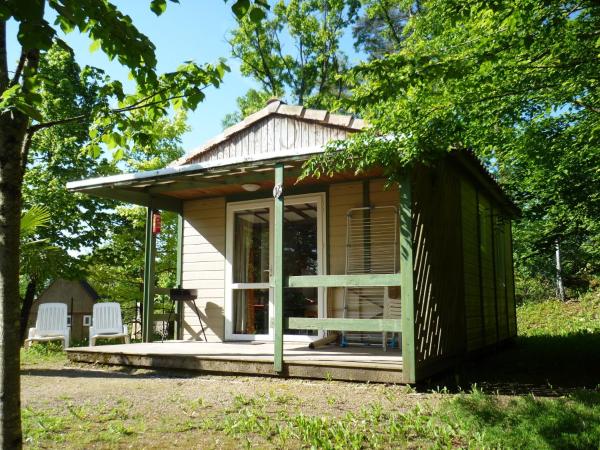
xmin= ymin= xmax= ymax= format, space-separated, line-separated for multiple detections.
xmin=25 ymin=303 xmax=70 ymax=349
xmin=89 ymin=303 xmax=130 ymax=346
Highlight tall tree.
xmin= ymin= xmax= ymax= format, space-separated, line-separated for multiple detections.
xmin=224 ymin=0 xmax=359 ymax=126
xmin=352 ymin=0 xmax=421 ymax=59
xmin=0 ymin=1 xmax=267 ymax=447
xmin=19 ymin=45 xmax=115 ymax=342
xmin=306 ymin=0 xmax=600 ymax=292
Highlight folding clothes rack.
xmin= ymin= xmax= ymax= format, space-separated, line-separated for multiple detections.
xmin=341 ymin=206 xmax=401 ymax=350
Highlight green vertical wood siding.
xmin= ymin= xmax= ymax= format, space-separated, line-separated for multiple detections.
xmin=460 ymin=180 xmax=484 ymax=351
xmin=478 ymin=195 xmax=498 ymax=346
xmin=399 ymin=173 xmax=416 ymax=383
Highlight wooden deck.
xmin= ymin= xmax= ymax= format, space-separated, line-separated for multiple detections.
xmin=66 ymin=341 xmax=404 ymax=383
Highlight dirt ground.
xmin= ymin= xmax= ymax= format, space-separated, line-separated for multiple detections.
xmin=20 ymin=357 xmax=440 ymax=449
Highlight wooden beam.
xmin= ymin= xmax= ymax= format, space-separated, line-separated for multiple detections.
xmin=273 ymin=163 xmax=284 ymax=373
xmin=399 ymin=173 xmax=416 ymax=383
xmin=288 ymin=318 xmax=402 ymax=333
xmin=286 ymin=204 xmax=311 ymax=220
xmin=175 ymin=213 xmax=184 ymax=339
xmin=286 ymin=274 xmax=402 ymax=288
xmin=142 ymin=207 xmax=157 ymax=342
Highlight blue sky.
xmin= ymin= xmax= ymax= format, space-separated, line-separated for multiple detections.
xmin=6 ymin=2 xmax=360 ymax=153
xmin=7 ymin=2 xmax=259 ymax=151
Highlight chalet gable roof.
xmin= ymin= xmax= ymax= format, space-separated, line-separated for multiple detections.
xmin=172 ymin=99 xmax=365 ymax=166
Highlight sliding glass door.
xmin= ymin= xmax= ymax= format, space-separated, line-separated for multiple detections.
xmin=225 ymin=194 xmax=325 ymax=341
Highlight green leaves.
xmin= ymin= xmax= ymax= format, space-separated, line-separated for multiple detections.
xmin=316 ymin=0 xmax=600 ymax=284
xmin=232 ymin=0 xmax=251 ymax=18
xmin=226 ymin=0 xmax=355 ymax=122
xmin=18 ymin=19 xmax=55 ymax=51
xmin=89 ymin=39 xmax=101 ymax=53
xmin=0 ymin=85 xmax=44 ymax=122
xmin=20 ymin=205 xmax=51 ymax=239
xmin=150 ymin=0 xmax=168 ymax=16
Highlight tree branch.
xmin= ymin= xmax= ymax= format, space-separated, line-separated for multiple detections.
xmin=253 ymin=28 xmax=278 ymax=94
xmin=0 ymin=21 xmax=8 ymax=92
xmin=573 ymin=100 xmax=600 ymax=114
xmin=11 ymin=51 xmax=26 ymax=87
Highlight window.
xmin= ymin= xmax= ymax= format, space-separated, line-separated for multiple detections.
xmin=67 ymin=315 xmax=72 ymax=327
xmin=83 ymin=315 xmax=92 ymax=327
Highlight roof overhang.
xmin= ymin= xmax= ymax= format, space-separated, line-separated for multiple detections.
xmin=66 ymin=147 xmax=325 ymax=213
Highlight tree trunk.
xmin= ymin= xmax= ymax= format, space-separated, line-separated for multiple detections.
xmin=0 ymin=114 xmax=28 ymax=449
xmin=19 ymin=279 xmax=37 ymax=345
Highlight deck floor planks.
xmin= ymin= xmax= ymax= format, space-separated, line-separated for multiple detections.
xmin=66 ymin=341 xmax=404 ymax=383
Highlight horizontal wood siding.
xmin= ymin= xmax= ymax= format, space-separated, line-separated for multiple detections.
xmin=181 ymin=197 xmax=226 ymax=342
xmin=460 ymin=179 xmax=484 ymax=352
xmin=479 ymin=194 xmax=498 ymax=346
xmin=327 ymin=181 xmax=364 ymax=317
xmin=189 ymin=116 xmax=351 ymax=164
xmin=412 ymin=162 xmax=466 ymax=377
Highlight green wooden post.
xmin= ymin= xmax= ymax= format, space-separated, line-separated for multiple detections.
xmin=273 ymin=163 xmax=284 ymax=373
xmin=400 ymin=173 xmax=416 ymax=383
xmin=142 ymin=207 xmax=157 ymax=342
xmin=174 ymin=213 xmax=184 ymax=340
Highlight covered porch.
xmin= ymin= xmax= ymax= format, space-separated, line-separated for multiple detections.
xmin=66 ymin=101 xmax=415 ymax=383
xmin=66 ymin=152 xmax=414 ymax=382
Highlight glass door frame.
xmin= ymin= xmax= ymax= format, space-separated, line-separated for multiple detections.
xmin=224 ymin=193 xmax=327 ymax=342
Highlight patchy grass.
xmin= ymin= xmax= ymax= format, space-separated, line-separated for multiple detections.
xmin=20 ymin=288 xmax=600 ymax=449
xmin=441 ymin=388 xmax=600 ymax=449
xmin=20 ymin=342 xmax=67 ymax=366
xmin=21 ymin=387 xmax=600 ymax=449
xmin=518 ymin=288 xmax=600 ymax=337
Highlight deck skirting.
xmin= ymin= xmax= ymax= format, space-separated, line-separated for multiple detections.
xmin=66 ymin=341 xmax=404 ymax=384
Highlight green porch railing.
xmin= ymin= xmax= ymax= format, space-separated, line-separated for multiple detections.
xmin=277 ymin=273 xmax=404 ymax=373
xmin=287 ymin=317 xmax=402 ymax=333
xmin=286 ymin=273 xmax=402 ymax=288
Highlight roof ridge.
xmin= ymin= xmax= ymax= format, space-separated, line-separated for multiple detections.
xmin=171 ymin=101 xmax=365 ymax=166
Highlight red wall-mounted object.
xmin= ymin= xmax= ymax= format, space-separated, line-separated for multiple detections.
xmin=152 ymin=210 xmax=161 ymax=234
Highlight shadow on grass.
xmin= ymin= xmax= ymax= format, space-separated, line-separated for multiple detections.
xmin=20 ymin=366 xmax=200 ymax=380
xmin=429 ymin=331 xmax=600 ymax=396
xmin=443 ymin=388 xmax=600 ymax=449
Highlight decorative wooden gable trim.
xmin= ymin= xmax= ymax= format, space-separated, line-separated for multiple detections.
xmin=173 ymin=100 xmax=365 ymax=166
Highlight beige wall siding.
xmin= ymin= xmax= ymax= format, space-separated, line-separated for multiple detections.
xmin=181 ymin=197 xmax=226 ymax=342
xmin=326 ymin=179 xmax=399 ymax=318
xmin=188 ymin=116 xmax=351 ymax=164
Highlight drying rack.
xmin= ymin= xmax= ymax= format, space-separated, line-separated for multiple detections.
xmin=341 ymin=206 xmax=401 ymax=349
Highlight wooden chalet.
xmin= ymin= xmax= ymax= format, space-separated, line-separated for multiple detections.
xmin=65 ymin=99 xmax=519 ymax=383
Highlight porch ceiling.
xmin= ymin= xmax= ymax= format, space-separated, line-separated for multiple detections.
xmin=66 ymin=149 xmax=321 ymax=213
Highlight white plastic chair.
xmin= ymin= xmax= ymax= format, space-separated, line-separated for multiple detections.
xmin=25 ymin=303 xmax=70 ymax=349
xmin=89 ymin=302 xmax=130 ymax=346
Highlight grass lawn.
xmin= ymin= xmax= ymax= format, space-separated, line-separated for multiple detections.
xmin=20 ymin=290 xmax=600 ymax=449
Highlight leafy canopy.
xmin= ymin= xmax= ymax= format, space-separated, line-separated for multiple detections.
xmin=224 ymin=0 xmax=359 ymax=126
xmin=1 ymin=0 xmax=269 ymax=160
xmin=305 ymin=0 xmax=599 ymax=282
